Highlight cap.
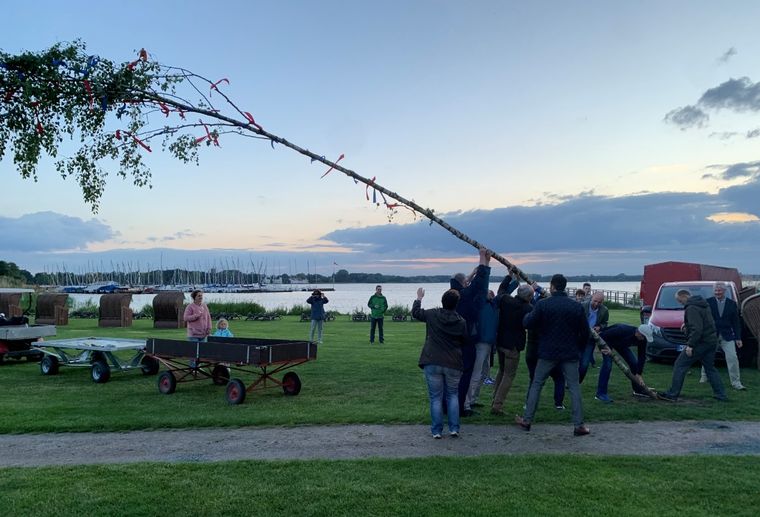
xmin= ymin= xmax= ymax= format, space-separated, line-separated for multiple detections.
xmin=637 ymin=324 xmax=654 ymax=343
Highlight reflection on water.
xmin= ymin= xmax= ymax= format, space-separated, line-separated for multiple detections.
xmin=68 ymin=281 xmax=643 ymax=315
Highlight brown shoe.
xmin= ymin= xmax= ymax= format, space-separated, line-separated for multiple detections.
xmin=514 ymin=415 xmax=531 ymax=431
xmin=573 ymin=425 xmax=590 ymax=436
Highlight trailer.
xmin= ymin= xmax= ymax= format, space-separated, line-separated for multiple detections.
xmin=0 ymin=323 xmax=57 ymax=363
xmin=144 ymin=336 xmax=317 ymax=404
xmin=34 ymin=337 xmax=160 ymax=383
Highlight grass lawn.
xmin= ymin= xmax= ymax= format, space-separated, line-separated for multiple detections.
xmin=0 ymin=309 xmax=757 ymax=434
xmin=1 ymin=455 xmax=758 ymax=516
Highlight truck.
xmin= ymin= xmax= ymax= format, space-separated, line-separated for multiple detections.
xmin=645 ymin=279 xmax=758 ymax=367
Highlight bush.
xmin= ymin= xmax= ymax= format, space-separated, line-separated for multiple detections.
xmin=387 ymin=304 xmax=411 ymax=317
xmin=70 ymin=300 xmax=99 ymax=319
xmin=207 ymin=301 xmax=266 ymax=318
xmin=278 ymin=303 xmax=310 ymax=316
xmin=136 ymin=304 xmax=154 ymax=319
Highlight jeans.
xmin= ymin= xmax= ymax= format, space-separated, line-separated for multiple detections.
xmin=525 ymin=354 xmax=565 ymax=406
xmin=596 ymin=345 xmax=640 ymax=396
xmin=188 ymin=336 xmax=207 ymax=343
xmin=700 ymin=338 xmax=742 ymax=388
xmin=524 ymin=359 xmax=584 ymax=427
xmin=309 ymin=319 xmax=324 ymax=343
xmin=578 ymin=340 xmax=596 ymax=383
xmin=370 ymin=317 xmax=384 ymax=343
xmin=665 ymin=345 xmax=725 ymax=398
xmin=492 ymin=348 xmax=520 ymax=412
xmin=423 ymin=364 xmax=462 ymax=435
xmin=465 ymin=342 xmax=492 ymax=409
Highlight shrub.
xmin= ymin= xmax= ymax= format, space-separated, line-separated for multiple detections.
xmin=387 ymin=304 xmax=411 ymax=317
xmin=207 ymin=301 xmax=266 ymax=318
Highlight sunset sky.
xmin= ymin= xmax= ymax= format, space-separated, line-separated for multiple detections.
xmin=2 ymin=1 xmax=760 ymax=277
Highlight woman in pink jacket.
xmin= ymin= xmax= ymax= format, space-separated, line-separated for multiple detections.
xmin=183 ymin=289 xmax=212 ymax=342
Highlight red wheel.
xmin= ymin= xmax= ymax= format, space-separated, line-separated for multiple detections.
xmin=282 ymin=372 xmax=302 ymax=396
xmin=225 ymin=378 xmax=246 ymax=405
xmin=158 ymin=371 xmax=176 ymax=394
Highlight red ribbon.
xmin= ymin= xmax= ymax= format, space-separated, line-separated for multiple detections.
xmin=195 ymin=120 xmax=219 ymax=146
xmin=130 ymin=133 xmax=152 ymax=152
xmin=320 ymin=154 xmax=345 ymax=178
xmin=158 ymin=101 xmax=170 ymax=117
xmin=243 ymin=111 xmax=263 ymax=131
xmin=83 ymin=79 xmax=94 ymax=109
xmin=210 ymin=78 xmax=230 ymax=93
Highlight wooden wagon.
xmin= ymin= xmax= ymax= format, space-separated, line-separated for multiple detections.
xmin=144 ymin=336 xmax=317 ymax=404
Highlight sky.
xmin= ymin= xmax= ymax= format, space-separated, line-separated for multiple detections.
xmin=2 ymin=1 xmax=760 ymax=278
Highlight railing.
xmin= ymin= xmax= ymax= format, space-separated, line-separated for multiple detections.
xmin=568 ymin=287 xmax=642 ymax=308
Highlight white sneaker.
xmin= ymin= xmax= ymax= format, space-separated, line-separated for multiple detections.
xmin=732 ymin=384 xmax=747 ymax=391
xmin=699 ymin=377 xmax=707 ymax=384
xmin=449 ymin=431 xmax=459 ymax=438
xmin=432 ymin=433 xmax=442 ymax=439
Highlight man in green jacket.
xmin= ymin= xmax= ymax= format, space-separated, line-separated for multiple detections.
xmin=368 ymin=285 xmax=388 ymax=344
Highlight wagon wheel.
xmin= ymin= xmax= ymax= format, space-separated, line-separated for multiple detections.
xmin=282 ymin=371 xmax=302 ymax=396
xmin=40 ymin=355 xmax=59 ymax=375
xmin=158 ymin=371 xmax=177 ymax=395
xmin=225 ymin=378 xmax=247 ymax=405
xmin=140 ymin=356 xmax=160 ymax=376
xmin=91 ymin=360 xmax=111 ymax=383
xmin=212 ymin=364 xmax=230 ymax=386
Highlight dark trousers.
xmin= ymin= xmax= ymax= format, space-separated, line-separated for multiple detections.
xmin=458 ymin=343 xmax=476 ymax=412
xmin=370 ymin=317 xmax=384 ymax=343
xmin=665 ymin=345 xmax=725 ymax=398
xmin=526 ymin=354 xmax=565 ymax=406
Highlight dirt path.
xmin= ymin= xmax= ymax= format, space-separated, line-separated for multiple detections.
xmin=2 ymin=420 xmax=760 ymax=467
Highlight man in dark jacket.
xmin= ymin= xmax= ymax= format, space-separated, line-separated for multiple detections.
xmin=516 ymin=274 xmax=591 ymax=436
xmin=595 ymin=323 xmax=653 ymax=402
xmin=449 ymin=248 xmax=491 ymax=413
xmin=491 ymin=284 xmax=534 ymax=415
xmin=660 ymin=289 xmax=727 ymax=402
xmin=412 ymin=287 xmax=469 ymax=439
xmin=700 ymin=282 xmax=745 ymax=390
xmin=306 ymin=290 xmax=329 ymax=344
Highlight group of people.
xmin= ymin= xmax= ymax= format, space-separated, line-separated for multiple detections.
xmin=182 ymin=289 xmax=233 ymax=341
xmin=304 ymin=284 xmax=389 ymax=345
xmin=412 ymin=252 xmax=741 ymax=440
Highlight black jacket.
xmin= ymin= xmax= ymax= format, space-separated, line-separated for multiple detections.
xmin=449 ymin=264 xmax=491 ymax=343
xmin=684 ymin=295 xmax=719 ymax=350
xmin=707 ymin=297 xmax=742 ymax=341
xmin=523 ymin=290 xmax=589 ymax=361
xmin=496 ymin=294 xmax=532 ymax=351
xmin=412 ymin=299 xmax=468 ymax=370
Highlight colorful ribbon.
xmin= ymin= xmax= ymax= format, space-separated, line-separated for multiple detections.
xmin=243 ymin=111 xmax=262 ymax=131
xmin=320 ymin=154 xmax=345 ymax=178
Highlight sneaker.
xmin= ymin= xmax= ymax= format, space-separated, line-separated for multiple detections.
xmin=379 ymin=340 xmax=384 ymax=344
xmin=573 ymin=425 xmax=591 ymax=436
xmin=555 ymin=404 xmax=566 ymax=410
xmin=432 ymin=433 xmax=442 ymax=439
xmin=632 ymin=391 xmax=650 ymax=398
xmin=658 ymin=392 xmax=677 ymax=402
xmin=514 ymin=415 xmax=531 ymax=431
xmin=732 ymin=384 xmax=747 ymax=391
xmin=699 ymin=377 xmax=707 ymax=384
xmin=594 ymin=394 xmax=613 ymax=404
xmin=483 ymin=377 xmax=495 ymax=385
xmin=449 ymin=431 xmax=459 ymax=438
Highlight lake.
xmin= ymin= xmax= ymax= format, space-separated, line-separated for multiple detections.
xmin=68 ymin=281 xmax=643 ymax=314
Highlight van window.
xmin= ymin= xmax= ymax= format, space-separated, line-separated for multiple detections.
xmin=656 ymin=285 xmax=733 ymax=309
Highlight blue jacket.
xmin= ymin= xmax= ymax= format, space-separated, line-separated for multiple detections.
xmin=522 ymin=290 xmax=589 ymax=361
xmin=213 ymin=328 xmax=233 ymax=338
xmin=707 ymin=297 xmax=742 ymax=341
xmin=449 ymin=264 xmax=491 ymax=343
xmin=477 ymin=298 xmax=499 ymax=345
xmin=306 ymin=295 xmax=329 ymax=320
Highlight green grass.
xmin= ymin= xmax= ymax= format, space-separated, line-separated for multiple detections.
xmin=1 ymin=309 xmax=758 ymax=434
xmin=1 ymin=455 xmax=758 ymax=516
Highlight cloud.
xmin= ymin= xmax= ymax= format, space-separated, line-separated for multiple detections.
xmin=664 ymin=105 xmax=709 ymax=129
xmin=665 ymin=77 xmax=760 ymax=129
xmin=708 ymin=131 xmax=739 ymax=140
xmin=322 ymin=171 xmax=760 ymax=273
xmin=0 ymin=212 xmax=116 ymax=252
xmin=747 ymin=128 xmax=760 ymax=139
xmin=704 ymin=161 xmax=760 ymax=180
xmin=717 ymin=47 xmax=737 ymax=64
xmin=144 ymin=229 xmax=200 ymax=243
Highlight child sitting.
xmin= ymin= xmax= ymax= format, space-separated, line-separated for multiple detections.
xmin=213 ymin=318 xmax=234 ymax=337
